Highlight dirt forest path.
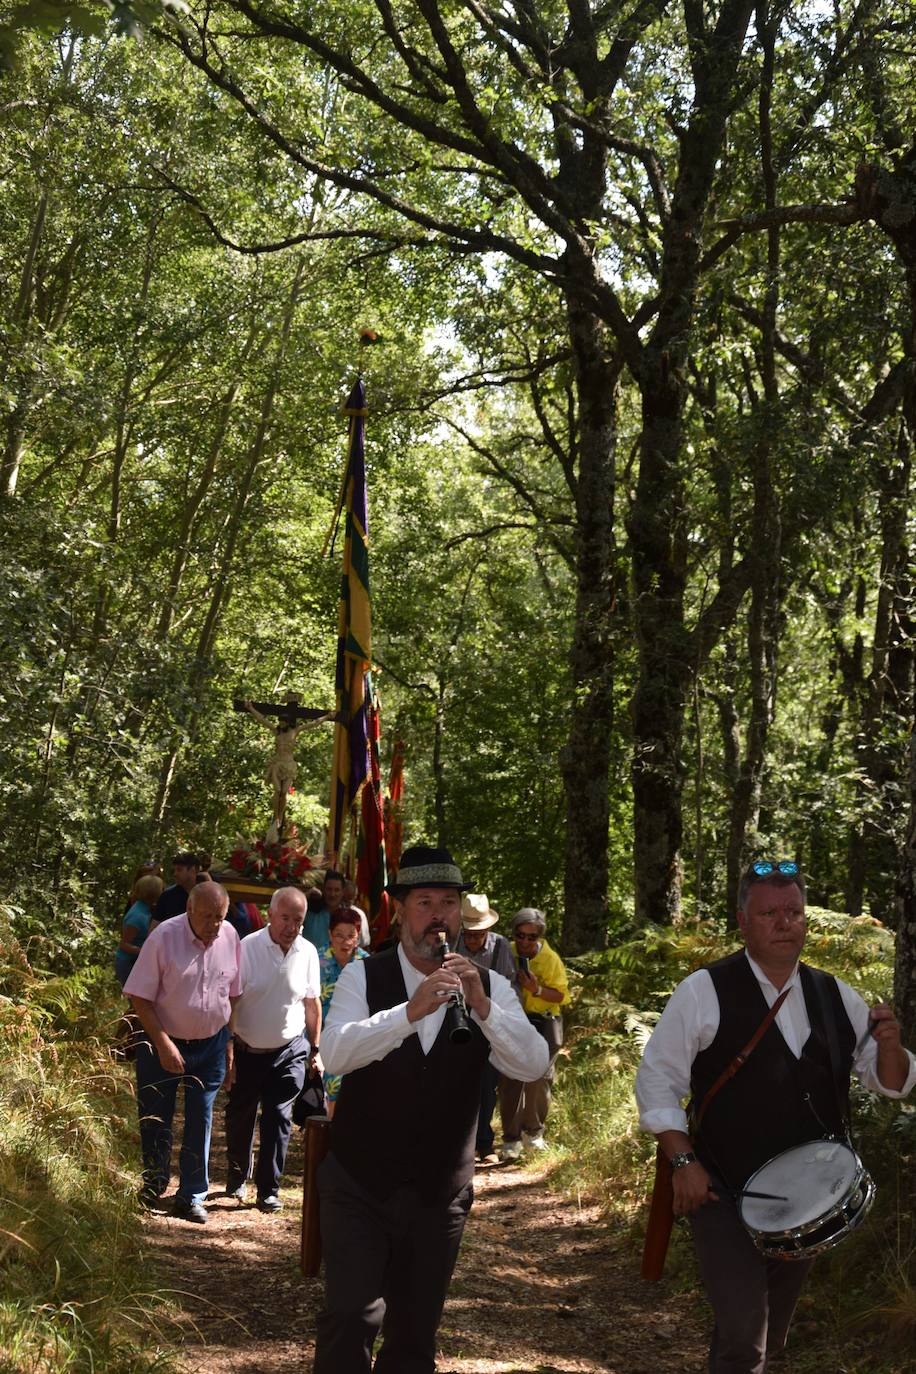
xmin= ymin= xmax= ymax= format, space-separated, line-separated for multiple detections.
xmin=143 ymin=1112 xmax=707 ymax=1374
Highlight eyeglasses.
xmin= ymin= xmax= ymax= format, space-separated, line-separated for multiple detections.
xmin=515 ymin=931 xmax=540 ymax=942
xmin=751 ymin=860 xmax=799 ymax=878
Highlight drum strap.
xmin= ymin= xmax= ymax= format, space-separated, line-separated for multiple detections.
xmin=694 ymin=986 xmax=791 ymax=1131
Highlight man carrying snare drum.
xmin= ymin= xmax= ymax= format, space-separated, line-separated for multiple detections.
xmin=635 ymin=860 xmax=916 ymax=1374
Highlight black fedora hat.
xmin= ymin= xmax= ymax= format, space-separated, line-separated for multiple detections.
xmin=387 ymin=844 xmax=472 ymax=896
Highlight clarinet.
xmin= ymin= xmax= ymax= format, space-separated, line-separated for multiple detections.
xmin=436 ymin=936 xmax=472 ymax=1044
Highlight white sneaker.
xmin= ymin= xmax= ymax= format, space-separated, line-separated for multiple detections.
xmin=524 ymin=1133 xmax=547 ymax=1150
xmin=499 ymin=1140 xmax=522 ymax=1162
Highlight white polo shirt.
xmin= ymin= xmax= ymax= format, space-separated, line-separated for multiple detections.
xmin=233 ymin=928 xmax=320 ymax=1050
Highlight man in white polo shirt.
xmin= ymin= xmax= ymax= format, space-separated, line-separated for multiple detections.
xmin=225 ymin=885 xmax=322 ymax=1212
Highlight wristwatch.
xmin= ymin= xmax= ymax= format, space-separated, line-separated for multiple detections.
xmin=669 ymin=1151 xmax=697 ymax=1171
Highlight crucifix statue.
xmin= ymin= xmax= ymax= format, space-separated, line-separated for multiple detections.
xmin=234 ymin=695 xmax=334 ymax=840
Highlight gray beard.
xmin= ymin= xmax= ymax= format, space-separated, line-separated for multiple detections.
xmin=400 ymin=928 xmax=446 ymax=963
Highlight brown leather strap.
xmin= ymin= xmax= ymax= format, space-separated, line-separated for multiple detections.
xmin=694 ymin=986 xmax=791 ymax=1131
xmin=640 ymin=1143 xmax=676 ymax=1280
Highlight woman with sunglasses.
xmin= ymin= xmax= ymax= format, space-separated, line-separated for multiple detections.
xmin=498 ymin=907 xmax=570 ymax=1162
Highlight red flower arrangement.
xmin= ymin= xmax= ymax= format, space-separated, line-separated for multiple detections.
xmin=226 ymin=827 xmax=315 ymax=884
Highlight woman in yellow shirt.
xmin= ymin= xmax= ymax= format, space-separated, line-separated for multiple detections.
xmin=498 ymin=907 xmax=570 ymax=1162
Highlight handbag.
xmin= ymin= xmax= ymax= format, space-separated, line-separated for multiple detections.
xmin=292 ymin=1068 xmax=327 ymax=1128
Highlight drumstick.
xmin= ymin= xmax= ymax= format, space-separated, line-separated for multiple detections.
xmin=720 ymin=1188 xmax=789 ymax=1201
xmin=854 ymin=1014 xmax=876 ymax=1057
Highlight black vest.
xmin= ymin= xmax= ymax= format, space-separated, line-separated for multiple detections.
xmin=330 ymin=948 xmax=491 ymax=1203
xmin=690 ymin=952 xmax=854 ymax=1188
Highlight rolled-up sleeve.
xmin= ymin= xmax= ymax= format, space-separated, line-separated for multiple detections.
xmin=635 ymin=972 xmax=716 ymax=1136
xmin=841 ymin=981 xmax=916 ymax=1098
xmin=477 ymin=971 xmax=549 ymax=1080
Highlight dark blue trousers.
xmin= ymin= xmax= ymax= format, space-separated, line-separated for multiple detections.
xmin=224 ymin=1034 xmax=308 ymax=1198
xmin=135 ymin=1027 xmax=228 ymax=1206
xmin=475 ymin=1061 xmax=498 ymax=1155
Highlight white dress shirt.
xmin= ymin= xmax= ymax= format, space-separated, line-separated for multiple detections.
xmin=232 ymin=928 xmax=320 ymax=1049
xmin=636 ymin=953 xmax=916 ymax=1136
xmin=321 ymin=945 xmax=549 ymax=1080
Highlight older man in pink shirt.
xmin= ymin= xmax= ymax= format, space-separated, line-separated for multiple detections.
xmin=125 ymin=881 xmax=241 ymax=1222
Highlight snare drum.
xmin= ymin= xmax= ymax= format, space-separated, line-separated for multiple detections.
xmin=738 ymin=1139 xmax=875 ymax=1260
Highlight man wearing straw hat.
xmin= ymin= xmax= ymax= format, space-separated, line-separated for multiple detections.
xmin=313 ymin=844 xmax=548 ymax=1374
xmin=457 ymin=892 xmax=518 ymax=1163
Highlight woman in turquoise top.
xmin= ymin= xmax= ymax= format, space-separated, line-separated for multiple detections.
xmin=114 ymin=873 xmax=163 ymax=988
xmin=319 ymin=905 xmax=368 ymax=1116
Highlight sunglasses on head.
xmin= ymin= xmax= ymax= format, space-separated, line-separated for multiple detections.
xmin=751 ymin=860 xmax=799 ymax=878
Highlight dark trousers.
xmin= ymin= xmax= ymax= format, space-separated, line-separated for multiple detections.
xmin=690 ymin=1189 xmax=814 ymax=1374
xmin=475 ymin=1061 xmax=498 ymax=1156
xmin=313 ymin=1152 xmax=473 ymax=1374
xmin=225 ymin=1034 xmax=307 ymax=1198
xmin=135 ymin=1027 xmax=228 ymax=1205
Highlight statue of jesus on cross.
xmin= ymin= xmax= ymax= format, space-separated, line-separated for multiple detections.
xmin=235 ymin=695 xmax=334 ymax=840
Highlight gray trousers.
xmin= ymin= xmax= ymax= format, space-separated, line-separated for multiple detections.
xmin=498 ymin=1013 xmax=563 ymax=1141
xmin=689 ymin=1189 xmax=814 ymax=1373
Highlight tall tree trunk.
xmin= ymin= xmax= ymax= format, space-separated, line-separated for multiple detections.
xmin=432 ymin=673 xmax=447 ymax=847
xmin=725 ymin=19 xmax=783 ymax=923
xmin=845 ymin=421 xmax=912 ymax=916
xmin=559 ymin=297 xmax=620 ymax=954
xmin=630 ymin=367 xmax=690 ymax=924
xmin=724 ymin=524 xmax=781 ymax=921
xmin=1 ymin=187 xmax=49 ymax=498
xmin=845 ymin=139 xmax=916 ymax=917
xmin=865 ymin=143 xmax=916 ymax=1032
xmin=896 ymin=726 xmax=916 ymax=1044
xmin=92 ymin=211 xmax=162 ymax=645
xmin=2 ymin=389 xmax=33 ymax=500
xmin=629 ymin=0 xmax=757 ymax=924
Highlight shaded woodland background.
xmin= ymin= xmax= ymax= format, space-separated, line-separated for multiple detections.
xmin=2 ymin=14 xmax=916 ymax=1373
xmin=1 ymin=1 xmax=915 ymax=1035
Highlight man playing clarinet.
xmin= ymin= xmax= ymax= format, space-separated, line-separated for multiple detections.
xmin=312 ymin=844 xmax=548 ymax=1374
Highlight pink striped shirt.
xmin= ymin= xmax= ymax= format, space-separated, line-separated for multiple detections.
xmin=124 ymin=914 xmax=241 ymax=1039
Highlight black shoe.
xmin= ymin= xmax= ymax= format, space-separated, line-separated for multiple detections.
xmin=257 ymin=1193 xmax=282 ymax=1213
xmin=225 ymin=1178 xmax=248 ymax=1202
xmin=138 ymin=1178 xmax=167 ymax=1207
xmin=173 ymin=1196 xmax=207 ymax=1224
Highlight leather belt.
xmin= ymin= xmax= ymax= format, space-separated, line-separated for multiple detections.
xmin=234 ymin=1035 xmax=294 ymax=1055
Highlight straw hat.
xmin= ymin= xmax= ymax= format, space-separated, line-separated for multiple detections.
xmin=461 ymin=892 xmax=499 ymax=931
